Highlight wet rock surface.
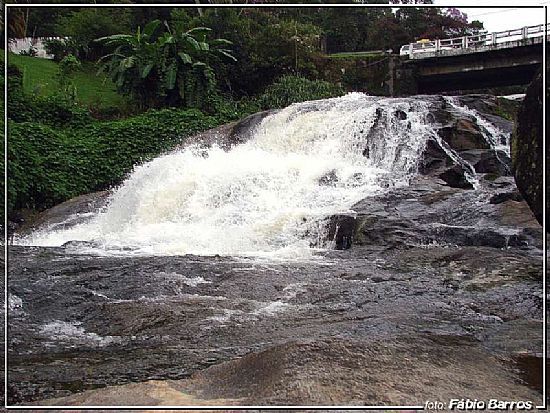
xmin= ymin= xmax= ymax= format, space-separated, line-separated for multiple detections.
xmin=16 ymin=191 xmax=111 ymax=236
xmin=7 ymin=94 xmax=544 ymax=407
xmin=8 ymin=239 xmax=543 ymax=406
xmin=177 ymin=109 xmax=278 ymax=151
xmin=35 ymin=336 xmax=542 ymax=407
xmin=351 ymin=175 xmax=541 ymax=250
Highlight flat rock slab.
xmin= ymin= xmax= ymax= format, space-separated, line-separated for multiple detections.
xmin=34 ymin=379 xmax=240 ymax=407
xmin=8 ymin=242 xmax=543 ymax=406
xmin=34 ymin=336 xmax=540 ymax=407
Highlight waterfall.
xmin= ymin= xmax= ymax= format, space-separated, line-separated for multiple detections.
xmin=19 ymin=93 xmax=441 ymax=258
xmin=444 ymin=97 xmax=511 ymax=155
xmin=440 ymin=97 xmax=513 ymax=187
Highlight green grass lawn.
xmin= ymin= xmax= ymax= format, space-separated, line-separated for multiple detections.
xmin=8 ymin=53 xmax=127 ymax=110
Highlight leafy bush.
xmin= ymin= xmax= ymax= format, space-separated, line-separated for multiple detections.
xmin=256 ymin=75 xmax=344 ymax=109
xmin=8 ymin=92 xmax=92 ymax=128
xmin=58 ymin=54 xmax=81 ymax=78
xmin=44 ymin=38 xmax=67 ymax=62
xmin=97 ymin=19 xmax=236 ymax=110
xmin=57 ymin=54 xmax=82 ymax=101
xmin=6 ymin=64 xmax=26 ymax=119
xmin=204 ymin=92 xmax=261 ymax=123
xmin=44 ymin=38 xmax=79 ymax=62
xmin=8 ymin=109 xmax=219 ymax=212
xmin=54 ymin=8 xmax=133 ymax=60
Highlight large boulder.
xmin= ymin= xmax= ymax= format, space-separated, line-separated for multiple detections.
xmin=438 ymin=165 xmax=474 ymax=189
xmin=511 ymin=68 xmax=545 ymax=227
xmin=438 ymin=118 xmax=490 ymax=151
xmin=178 ymin=109 xmax=277 ymax=151
xmin=417 ymin=96 xmax=513 ymax=187
xmin=16 ymin=191 xmax=111 ymax=235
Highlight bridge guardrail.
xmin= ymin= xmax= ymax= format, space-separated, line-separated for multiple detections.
xmin=400 ymin=23 xmax=549 ymax=57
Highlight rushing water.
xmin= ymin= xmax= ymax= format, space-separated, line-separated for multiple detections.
xmin=18 ymin=94 xmax=461 ymax=257
xmin=444 ymin=97 xmax=511 ymax=155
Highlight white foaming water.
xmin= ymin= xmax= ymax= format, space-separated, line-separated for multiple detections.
xmin=444 ymin=97 xmax=511 ymax=155
xmin=19 ymin=93 xmax=439 ymax=258
xmin=39 ymin=320 xmax=120 ymax=347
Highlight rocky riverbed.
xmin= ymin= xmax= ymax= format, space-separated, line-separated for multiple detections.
xmin=7 ymin=94 xmax=545 ymax=407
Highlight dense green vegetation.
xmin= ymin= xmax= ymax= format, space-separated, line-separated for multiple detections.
xmin=6 ymin=3 xmax=483 ymax=98
xmin=8 ymin=109 xmax=220 ymax=212
xmin=256 ymin=75 xmax=344 ymax=109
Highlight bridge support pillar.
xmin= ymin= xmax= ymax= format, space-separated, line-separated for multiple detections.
xmin=388 ymin=56 xmax=418 ymax=97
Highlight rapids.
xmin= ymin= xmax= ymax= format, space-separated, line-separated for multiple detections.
xmin=18 ymin=93 xmax=441 ymax=257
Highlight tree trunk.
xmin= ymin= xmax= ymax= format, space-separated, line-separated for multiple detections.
xmin=194 ymin=0 xmax=204 ymax=17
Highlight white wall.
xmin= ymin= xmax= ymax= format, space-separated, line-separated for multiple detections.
xmin=7 ymin=37 xmax=66 ymax=59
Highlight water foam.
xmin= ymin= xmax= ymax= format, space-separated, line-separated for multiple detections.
xmin=19 ymin=94 xmax=439 ymax=257
xmin=444 ymin=97 xmax=511 ymax=155
xmin=39 ymin=320 xmax=120 ymax=347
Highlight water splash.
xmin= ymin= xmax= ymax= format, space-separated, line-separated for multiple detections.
xmin=444 ymin=97 xmax=511 ymax=155
xmin=431 ymin=130 xmax=480 ymax=190
xmin=19 ymin=94 xmax=440 ymax=257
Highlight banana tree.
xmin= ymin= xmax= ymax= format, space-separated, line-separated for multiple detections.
xmin=96 ymin=19 xmax=236 ymax=108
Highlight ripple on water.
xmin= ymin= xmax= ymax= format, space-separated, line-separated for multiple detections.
xmin=39 ymin=320 xmax=121 ymax=348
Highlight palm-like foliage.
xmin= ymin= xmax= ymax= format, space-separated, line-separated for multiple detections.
xmin=96 ymin=20 xmax=236 ymax=109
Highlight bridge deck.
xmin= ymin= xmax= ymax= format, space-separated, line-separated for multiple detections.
xmin=408 ymin=36 xmax=546 ymax=61
xmin=402 ymin=23 xmax=548 ymax=60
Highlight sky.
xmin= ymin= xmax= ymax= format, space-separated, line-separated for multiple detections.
xmin=432 ymin=0 xmax=548 ymax=32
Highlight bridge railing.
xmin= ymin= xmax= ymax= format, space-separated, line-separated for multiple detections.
xmin=400 ymin=23 xmax=549 ymax=57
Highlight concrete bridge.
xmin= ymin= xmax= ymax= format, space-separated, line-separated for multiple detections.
xmin=390 ymin=24 xmax=548 ymax=95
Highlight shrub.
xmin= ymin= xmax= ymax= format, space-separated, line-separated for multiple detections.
xmin=58 ymin=54 xmax=81 ymax=79
xmin=8 ymin=109 xmax=219 ymax=212
xmin=44 ymin=38 xmax=78 ymax=62
xmin=256 ymin=75 xmax=344 ymax=110
xmin=8 ymin=92 xmax=92 ymax=128
xmin=204 ymin=92 xmax=261 ymax=123
xmin=57 ymin=54 xmax=82 ymax=101
xmin=6 ymin=64 xmax=25 ymax=117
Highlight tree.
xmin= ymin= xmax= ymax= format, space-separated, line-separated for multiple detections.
xmin=26 ymin=5 xmax=74 ymax=38
xmin=368 ymin=14 xmax=410 ymax=53
xmin=97 ymin=19 xmax=236 ymax=109
xmin=395 ymin=7 xmax=483 ymax=42
xmin=7 ymin=6 xmax=28 ymax=38
xmin=179 ymin=8 xmax=325 ymax=96
xmin=55 ymin=8 xmax=132 ymax=60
